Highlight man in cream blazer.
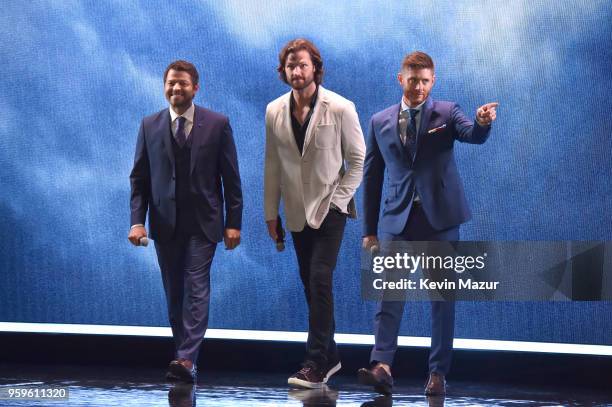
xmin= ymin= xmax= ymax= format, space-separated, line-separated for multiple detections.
xmin=264 ymin=38 xmax=365 ymax=389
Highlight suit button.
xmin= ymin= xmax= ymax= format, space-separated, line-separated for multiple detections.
xmin=170 ymin=196 xmax=175 ymax=201
xmin=172 ymin=175 xmax=176 ymax=180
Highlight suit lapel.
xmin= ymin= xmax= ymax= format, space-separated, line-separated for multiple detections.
xmin=159 ymin=109 xmax=175 ymax=167
xmin=190 ymin=106 xmax=206 ymax=175
xmin=280 ymin=93 xmax=302 ymax=158
xmin=383 ymin=103 xmax=410 ymax=162
xmin=302 ymin=87 xmax=329 ymax=156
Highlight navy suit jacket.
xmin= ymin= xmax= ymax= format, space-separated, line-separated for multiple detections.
xmin=130 ymin=105 xmax=242 ymax=243
xmin=363 ymin=97 xmax=491 ymax=236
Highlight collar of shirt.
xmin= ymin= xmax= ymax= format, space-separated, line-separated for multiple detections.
xmin=169 ymin=103 xmax=195 ymax=138
xmin=400 ymin=97 xmax=426 ymax=114
xmin=399 ymin=97 xmax=426 ymax=135
xmin=398 ymin=97 xmax=426 ymax=146
xmin=290 ymin=86 xmax=319 ymax=116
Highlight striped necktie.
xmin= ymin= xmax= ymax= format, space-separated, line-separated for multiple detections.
xmin=175 ymin=116 xmax=187 ymax=148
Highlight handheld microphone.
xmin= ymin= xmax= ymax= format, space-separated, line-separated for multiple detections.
xmin=139 ymin=237 xmax=149 ymax=247
xmin=275 ymin=216 xmax=286 ymax=252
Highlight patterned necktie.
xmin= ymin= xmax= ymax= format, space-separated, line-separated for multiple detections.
xmin=406 ymin=108 xmax=419 ymax=144
xmin=175 ymin=116 xmax=187 ymax=148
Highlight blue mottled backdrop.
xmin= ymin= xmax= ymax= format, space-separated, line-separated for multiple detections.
xmin=1 ymin=1 xmax=611 ymax=345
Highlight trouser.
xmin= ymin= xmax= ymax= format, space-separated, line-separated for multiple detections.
xmin=371 ymin=203 xmax=459 ymax=375
xmin=155 ymin=234 xmax=216 ymax=363
xmin=291 ymin=209 xmax=347 ymax=369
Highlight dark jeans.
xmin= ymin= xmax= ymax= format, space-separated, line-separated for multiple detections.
xmin=154 ymin=234 xmax=217 ymax=364
xmin=291 ymin=209 xmax=347 ymax=369
xmin=372 ymin=203 xmax=459 ymax=375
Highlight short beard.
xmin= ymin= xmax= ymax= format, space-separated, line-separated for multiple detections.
xmin=169 ymin=95 xmax=193 ymax=112
xmin=291 ymin=77 xmax=315 ymax=91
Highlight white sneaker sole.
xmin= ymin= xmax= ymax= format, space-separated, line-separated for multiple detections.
xmin=287 ymin=377 xmax=326 ymax=389
xmin=287 ymin=362 xmax=342 ymax=389
xmin=324 ymin=362 xmax=342 ymax=383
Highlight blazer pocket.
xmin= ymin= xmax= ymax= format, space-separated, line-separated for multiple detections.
xmin=388 ymin=183 xmax=400 ymax=198
xmin=314 ymin=124 xmax=337 ymax=149
xmin=427 ymin=123 xmax=449 ymax=136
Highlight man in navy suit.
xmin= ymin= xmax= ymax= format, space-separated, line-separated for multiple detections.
xmin=358 ymin=52 xmax=497 ymax=395
xmin=128 ymin=60 xmax=242 ymax=383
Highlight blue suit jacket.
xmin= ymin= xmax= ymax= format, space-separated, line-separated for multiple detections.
xmin=363 ymin=97 xmax=491 ymax=236
xmin=130 ymin=105 xmax=242 ymax=243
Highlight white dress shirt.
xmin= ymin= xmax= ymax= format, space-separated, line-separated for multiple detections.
xmin=169 ymin=103 xmax=195 ymax=140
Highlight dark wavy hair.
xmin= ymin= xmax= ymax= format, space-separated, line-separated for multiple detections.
xmin=163 ymin=60 xmax=199 ymax=86
xmin=277 ymin=38 xmax=324 ymax=85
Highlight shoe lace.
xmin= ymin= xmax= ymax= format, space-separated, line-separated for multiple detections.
xmin=298 ymin=365 xmax=313 ymax=375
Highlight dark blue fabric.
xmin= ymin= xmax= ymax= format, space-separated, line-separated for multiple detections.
xmin=372 ymin=205 xmax=459 ymax=374
xmin=155 ymin=235 xmax=216 ymax=362
xmin=175 ymin=117 xmax=187 ymax=148
xmin=364 ymin=99 xmax=490 ymax=235
xmin=171 ymin=127 xmax=199 ymax=236
xmin=130 ymin=106 xmax=242 ymax=243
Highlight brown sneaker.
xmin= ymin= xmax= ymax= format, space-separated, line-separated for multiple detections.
xmin=424 ymin=372 xmax=446 ymax=395
xmin=288 ymin=363 xmax=326 ymax=389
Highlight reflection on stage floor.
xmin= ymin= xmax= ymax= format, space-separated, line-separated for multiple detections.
xmin=1 ymin=364 xmax=610 ymax=406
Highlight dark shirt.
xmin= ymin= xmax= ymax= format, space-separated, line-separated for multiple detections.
xmin=290 ymin=87 xmax=318 ymax=155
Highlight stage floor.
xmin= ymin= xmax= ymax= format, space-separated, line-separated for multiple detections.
xmin=1 ymin=363 xmax=610 ymax=406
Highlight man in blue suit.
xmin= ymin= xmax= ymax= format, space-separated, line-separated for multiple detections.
xmin=128 ymin=60 xmax=242 ymax=383
xmin=358 ymin=52 xmax=497 ymax=395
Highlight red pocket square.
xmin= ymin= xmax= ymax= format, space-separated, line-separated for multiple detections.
xmin=427 ymin=124 xmax=447 ymax=134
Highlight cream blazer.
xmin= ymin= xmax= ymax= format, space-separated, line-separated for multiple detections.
xmin=264 ymin=86 xmax=366 ymax=232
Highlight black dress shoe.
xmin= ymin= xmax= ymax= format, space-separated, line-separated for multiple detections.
xmin=168 ymin=359 xmax=197 ymax=383
xmin=424 ymin=372 xmax=446 ymax=396
xmin=357 ymin=364 xmax=394 ymax=395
